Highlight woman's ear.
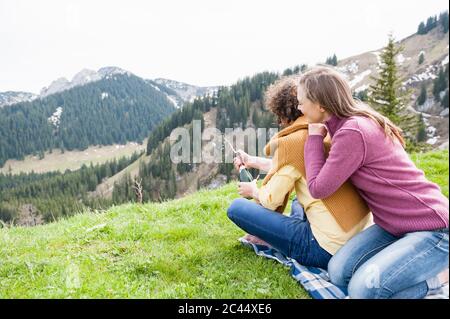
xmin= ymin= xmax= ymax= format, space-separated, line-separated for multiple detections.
xmin=320 ymin=108 xmax=332 ymax=122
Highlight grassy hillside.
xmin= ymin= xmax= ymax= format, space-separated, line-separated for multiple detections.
xmin=0 ymin=150 xmax=447 ymax=298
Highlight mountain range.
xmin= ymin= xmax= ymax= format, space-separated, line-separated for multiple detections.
xmin=0 ymin=67 xmax=218 ymax=109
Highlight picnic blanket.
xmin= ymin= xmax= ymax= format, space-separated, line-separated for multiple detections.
xmin=239 ymin=236 xmax=449 ymax=299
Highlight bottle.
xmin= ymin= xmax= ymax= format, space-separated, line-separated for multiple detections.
xmin=239 ymin=165 xmax=254 ymax=199
xmin=239 ymin=165 xmax=254 ymax=183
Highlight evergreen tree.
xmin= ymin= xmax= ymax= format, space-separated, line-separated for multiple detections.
xmin=332 ymin=54 xmax=338 ymax=66
xmin=425 ymin=16 xmax=438 ymax=32
xmin=416 ymin=114 xmax=427 ymax=142
xmin=417 ymin=12 xmax=448 ymax=35
xmin=441 ymin=90 xmax=449 ymax=108
xmin=417 ymin=21 xmax=426 ymax=34
xmin=417 ymin=84 xmax=427 ymax=106
xmin=368 ymin=34 xmax=419 ymax=144
xmin=440 ymin=11 xmax=449 ymax=33
xmin=433 ymin=67 xmax=448 ymax=101
xmin=418 ymin=52 xmax=425 ymax=65
xmin=355 ymin=89 xmax=369 ymax=102
xmin=282 ymin=68 xmax=294 ymax=76
xmin=325 ymin=54 xmax=338 ymax=66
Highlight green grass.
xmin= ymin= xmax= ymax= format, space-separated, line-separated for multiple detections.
xmin=0 ymin=150 xmax=448 ymax=298
xmin=410 ymin=150 xmax=449 ymax=198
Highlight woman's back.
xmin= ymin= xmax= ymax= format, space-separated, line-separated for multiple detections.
xmin=320 ymin=114 xmax=449 ymax=236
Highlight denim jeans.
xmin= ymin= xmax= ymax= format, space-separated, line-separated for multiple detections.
xmin=227 ymin=197 xmax=332 ymax=269
xmin=327 ymin=223 xmax=449 ymax=299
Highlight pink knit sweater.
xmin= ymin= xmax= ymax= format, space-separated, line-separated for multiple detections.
xmin=304 ymin=115 xmax=449 ymax=236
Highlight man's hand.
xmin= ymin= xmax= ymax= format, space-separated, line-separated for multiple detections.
xmin=238 ymin=180 xmax=258 ymax=199
xmin=233 ymin=150 xmax=253 ymax=170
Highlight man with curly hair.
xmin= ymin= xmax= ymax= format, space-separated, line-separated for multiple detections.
xmin=227 ymin=75 xmax=372 ymax=269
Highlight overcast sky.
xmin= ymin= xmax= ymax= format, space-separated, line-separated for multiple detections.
xmin=1 ymin=0 xmax=449 ymax=93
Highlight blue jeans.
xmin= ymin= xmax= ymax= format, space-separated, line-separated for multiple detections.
xmin=227 ymin=197 xmax=332 ymax=269
xmin=328 ymin=224 xmax=449 ymax=299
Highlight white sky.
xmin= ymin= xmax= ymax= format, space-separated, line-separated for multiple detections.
xmin=0 ymin=0 xmax=448 ymax=93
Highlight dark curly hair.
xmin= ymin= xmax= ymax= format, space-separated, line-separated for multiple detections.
xmin=264 ymin=75 xmax=303 ymax=126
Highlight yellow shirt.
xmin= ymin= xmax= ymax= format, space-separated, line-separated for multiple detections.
xmin=258 ymin=165 xmax=373 ymax=255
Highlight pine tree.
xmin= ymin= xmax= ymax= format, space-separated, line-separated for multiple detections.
xmin=416 ymin=114 xmax=427 ymax=142
xmin=441 ymin=90 xmax=449 ymax=108
xmin=425 ymin=16 xmax=438 ymax=32
xmin=355 ymin=89 xmax=369 ymax=102
xmin=417 ymin=84 xmax=427 ymax=106
xmin=440 ymin=11 xmax=449 ymax=33
xmin=368 ymin=34 xmax=419 ymax=143
xmin=332 ymin=54 xmax=338 ymax=66
xmin=418 ymin=52 xmax=425 ymax=65
xmin=433 ymin=67 xmax=447 ymax=101
xmin=417 ymin=12 xmax=448 ymax=35
xmin=417 ymin=21 xmax=426 ymax=35
xmin=325 ymin=54 xmax=338 ymax=66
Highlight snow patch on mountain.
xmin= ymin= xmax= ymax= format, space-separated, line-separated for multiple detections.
xmin=0 ymin=91 xmax=38 ymax=108
xmin=98 ymin=66 xmax=130 ymax=78
xmin=149 ymin=83 xmax=161 ymax=92
xmin=417 ymin=98 xmax=435 ymax=112
xmin=420 ymin=114 xmax=440 ymax=145
xmin=48 ymin=107 xmax=63 ymax=128
xmin=166 ymin=95 xmax=180 ymax=108
xmin=337 ymin=61 xmax=359 ymax=74
xmin=396 ymin=54 xmax=406 ymax=65
xmin=427 ymin=136 xmax=439 ymax=145
xmin=403 ymin=64 xmax=439 ymax=85
xmin=349 ymin=70 xmax=372 ymax=88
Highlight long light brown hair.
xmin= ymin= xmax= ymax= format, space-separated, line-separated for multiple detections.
xmin=298 ymin=66 xmax=405 ymax=147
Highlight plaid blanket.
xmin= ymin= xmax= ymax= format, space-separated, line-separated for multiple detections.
xmin=239 ymin=237 xmax=448 ymax=299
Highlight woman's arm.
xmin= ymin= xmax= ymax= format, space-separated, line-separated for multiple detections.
xmin=304 ymin=129 xmax=365 ymax=199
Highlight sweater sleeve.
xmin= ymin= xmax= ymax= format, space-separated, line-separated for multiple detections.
xmin=304 ymin=129 xmax=365 ymax=199
xmin=258 ymin=165 xmax=301 ymax=211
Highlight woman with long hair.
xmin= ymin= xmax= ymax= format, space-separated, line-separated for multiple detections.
xmin=297 ymin=66 xmax=449 ymax=299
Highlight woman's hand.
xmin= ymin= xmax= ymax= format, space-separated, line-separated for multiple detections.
xmin=238 ymin=180 xmax=259 ymax=199
xmin=308 ymin=123 xmax=328 ymax=137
